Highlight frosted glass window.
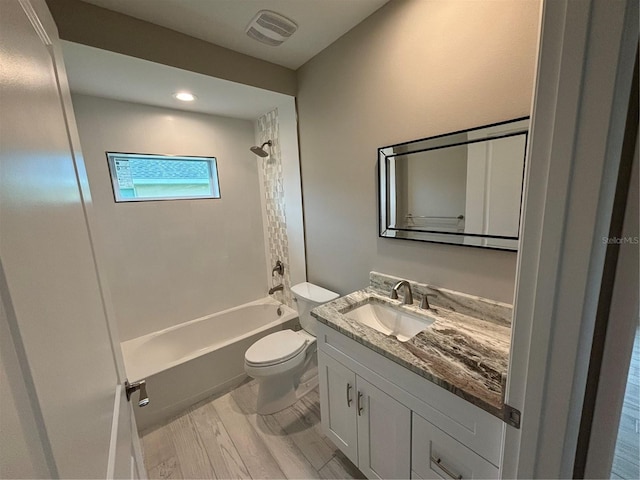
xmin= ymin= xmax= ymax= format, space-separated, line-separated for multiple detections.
xmin=107 ymin=152 xmax=220 ymax=202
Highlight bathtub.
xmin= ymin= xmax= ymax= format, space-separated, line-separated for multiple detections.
xmin=121 ymin=297 xmax=298 ymax=432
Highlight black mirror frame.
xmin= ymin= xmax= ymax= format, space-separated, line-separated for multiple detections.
xmin=377 ymin=117 xmax=529 ymax=251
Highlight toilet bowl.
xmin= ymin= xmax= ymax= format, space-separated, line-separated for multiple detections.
xmin=244 ymin=282 xmax=339 ymax=414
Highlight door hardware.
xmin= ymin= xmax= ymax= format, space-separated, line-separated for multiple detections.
xmin=125 ymin=380 xmax=149 ymax=407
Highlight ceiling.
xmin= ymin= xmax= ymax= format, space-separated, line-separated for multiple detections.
xmin=62 ymin=40 xmax=292 ymax=120
xmin=80 ymin=0 xmax=389 ymax=69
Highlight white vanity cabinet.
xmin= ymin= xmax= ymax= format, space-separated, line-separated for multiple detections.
xmin=317 ymin=323 xmax=503 ymax=480
xmin=319 ymin=351 xmax=411 ymax=479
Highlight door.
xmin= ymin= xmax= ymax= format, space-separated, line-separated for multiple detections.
xmin=356 ymin=377 xmax=411 ymax=480
xmin=318 ymin=351 xmax=358 ymax=464
xmin=0 ymin=0 xmax=143 ymax=477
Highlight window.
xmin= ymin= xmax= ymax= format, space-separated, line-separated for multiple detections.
xmin=106 ymin=152 xmax=220 ymax=202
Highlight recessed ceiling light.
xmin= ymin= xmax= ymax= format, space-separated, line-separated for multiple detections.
xmin=173 ymin=92 xmax=196 ymax=102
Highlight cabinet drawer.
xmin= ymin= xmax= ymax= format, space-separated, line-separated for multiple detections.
xmin=412 ymin=413 xmax=499 ymax=480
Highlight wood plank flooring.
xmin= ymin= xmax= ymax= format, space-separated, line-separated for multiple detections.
xmin=612 ymin=326 xmax=640 ymax=480
xmin=141 ymin=380 xmax=365 ymax=479
xmin=142 ymin=327 xmax=640 ymax=479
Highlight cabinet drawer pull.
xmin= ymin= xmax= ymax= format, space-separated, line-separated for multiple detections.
xmin=357 ymin=391 xmax=364 ymax=415
xmin=431 ymin=455 xmax=462 ymax=480
xmin=346 ymin=383 xmax=352 ymax=407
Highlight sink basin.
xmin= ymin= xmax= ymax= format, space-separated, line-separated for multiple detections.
xmin=345 ymin=301 xmax=435 ymax=342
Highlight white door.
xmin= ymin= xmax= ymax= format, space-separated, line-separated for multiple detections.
xmin=356 ymin=377 xmax=411 ymax=480
xmin=318 ymin=351 xmax=359 ymax=465
xmin=0 ymin=0 xmax=143 ymax=478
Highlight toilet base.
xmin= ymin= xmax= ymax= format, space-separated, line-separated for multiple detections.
xmin=255 ymin=367 xmax=319 ymax=415
xmin=256 ymin=374 xmax=298 ymax=414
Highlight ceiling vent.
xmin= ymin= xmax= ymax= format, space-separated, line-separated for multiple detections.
xmin=245 ymin=10 xmax=298 ymax=47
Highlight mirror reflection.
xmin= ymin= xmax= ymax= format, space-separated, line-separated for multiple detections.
xmin=379 ymin=118 xmax=528 ymax=250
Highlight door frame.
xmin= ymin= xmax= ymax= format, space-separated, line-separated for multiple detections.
xmin=502 ymin=0 xmax=638 ymax=478
xmin=582 ymin=122 xmax=638 ymax=478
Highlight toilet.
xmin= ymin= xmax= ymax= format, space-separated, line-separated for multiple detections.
xmin=244 ymin=282 xmax=339 ymax=414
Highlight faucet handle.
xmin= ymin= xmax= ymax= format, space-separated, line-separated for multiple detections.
xmin=420 ymin=294 xmax=437 ymax=310
xmin=272 ymin=260 xmax=284 ymax=276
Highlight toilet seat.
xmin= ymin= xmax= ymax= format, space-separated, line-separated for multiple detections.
xmin=245 ymin=330 xmax=308 ymax=367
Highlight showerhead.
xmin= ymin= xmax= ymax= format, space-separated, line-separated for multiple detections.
xmin=250 ymin=140 xmax=272 ymax=157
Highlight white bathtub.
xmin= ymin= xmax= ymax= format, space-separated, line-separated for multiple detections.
xmin=121 ymin=297 xmax=298 ymax=432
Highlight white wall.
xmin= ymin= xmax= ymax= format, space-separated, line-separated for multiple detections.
xmin=72 ymin=95 xmax=268 ymax=341
xmin=297 ymin=0 xmax=540 ymax=303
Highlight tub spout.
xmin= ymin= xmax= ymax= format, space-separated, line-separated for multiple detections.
xmin=269 ymin=284 xmax=284 ymax=294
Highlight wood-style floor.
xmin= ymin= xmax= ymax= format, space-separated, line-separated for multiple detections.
xmin=611 ymin=327 xmax=640 ymax=480
xmin=141 ymin=380 xmax=365 ymax=479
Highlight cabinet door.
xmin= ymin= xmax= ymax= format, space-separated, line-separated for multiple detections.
xmin=356 ymin=377 xmax=411 ymax=480
xmin=412 ymin=413 xmax=499 ymax=479
xmin=318 ymin=351 xmax=358 ymax=464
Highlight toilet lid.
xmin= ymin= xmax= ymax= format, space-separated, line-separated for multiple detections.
xmin=245 ymin=330 xmax=307 ymax=367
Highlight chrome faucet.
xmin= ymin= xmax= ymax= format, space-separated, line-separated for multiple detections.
xmin=269 ymin=284 xmax=284 ymax=294
xmin=390 ymin=280 xmax=413 ymax=305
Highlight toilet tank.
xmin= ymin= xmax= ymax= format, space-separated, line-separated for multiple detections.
xmin=290 ymin=282 xmax=339 ymax=336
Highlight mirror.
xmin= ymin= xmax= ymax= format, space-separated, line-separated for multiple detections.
xmin=379 ymin=117 xmax=528 ymax=250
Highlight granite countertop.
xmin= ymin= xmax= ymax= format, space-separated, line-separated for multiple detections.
xmin=311 ymin=286 xmax=512 ymax=421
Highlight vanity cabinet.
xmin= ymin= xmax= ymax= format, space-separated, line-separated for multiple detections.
xmin=319 ymin=351 xmax=411 ymax=479
xmin=317 ymin=323 xmax=503 ymax=480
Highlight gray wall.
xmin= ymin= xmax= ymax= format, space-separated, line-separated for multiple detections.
xmin=72 ymin=95 xmax=268 ymax=340
xmin=404 ymin=146 xmax=468 ymax=219
xmin=296 ymin=0 xmax=540 ymax=303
